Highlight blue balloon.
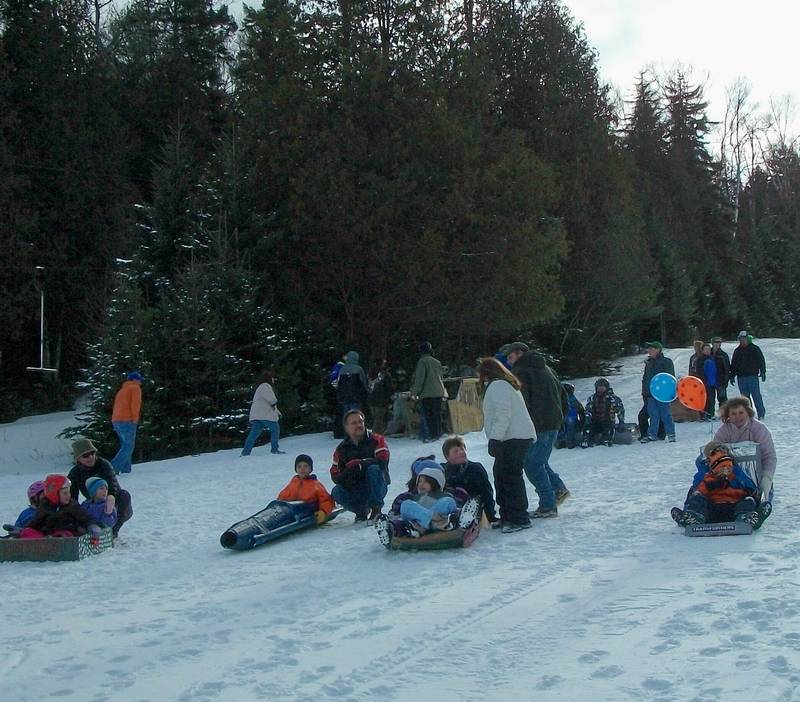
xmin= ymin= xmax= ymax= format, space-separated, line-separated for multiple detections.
xmin=650 ymin=372 xmax=677 ymax=403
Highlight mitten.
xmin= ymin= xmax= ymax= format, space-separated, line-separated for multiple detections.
xmin=760 ymin=373 xmax=766 ymax=382
xmin=315 ymin=510 xmax=327 ymax=525
xmin=487 ymin=439 xmax=500 ymax=457
xmin=345 ymin=458 xmax=363 ymax=473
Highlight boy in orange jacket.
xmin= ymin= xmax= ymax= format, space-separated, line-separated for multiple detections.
xmin=277 ymin=455 xmax=334 ymax=524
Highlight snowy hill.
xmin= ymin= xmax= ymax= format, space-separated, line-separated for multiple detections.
xmin=1 ymin=339 xmax=797 ymax=702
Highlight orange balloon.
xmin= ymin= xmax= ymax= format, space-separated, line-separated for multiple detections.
xmin=677 ymin=376 xmax=707 ymax=412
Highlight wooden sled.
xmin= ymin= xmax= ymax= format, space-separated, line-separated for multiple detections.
xmin=0 ymin=528 xmax=114 ymax=562
xmin=387 ymin=518 xmax=482 ymax=552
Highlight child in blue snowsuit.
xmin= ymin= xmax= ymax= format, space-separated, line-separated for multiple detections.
xmin=80 ymin=477 xmax=118 ymax=530
xmin=556 ymin=383 xmax=585 ymax=449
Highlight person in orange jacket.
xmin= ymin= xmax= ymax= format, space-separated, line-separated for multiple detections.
xmin=277 ymin=455 xmax=335 ymax=524
xmin=111 ymin=371 xmax=143 ymax=474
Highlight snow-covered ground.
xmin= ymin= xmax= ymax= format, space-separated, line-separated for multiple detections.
xmin=1 ymin=339 xmax=798 ymax=702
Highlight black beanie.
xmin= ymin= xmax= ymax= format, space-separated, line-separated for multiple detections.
xmin=419 ymin=341 xmax=433 ymax=354
xmin=294 ymin=454 xmax=314 ymax=471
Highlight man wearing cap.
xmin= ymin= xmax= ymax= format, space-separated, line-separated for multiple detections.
xmin=68 ymin=438 xmax=133 ymax=536
xmin=507 ymin=342 xmax=571 ymax=517
xmin=641 ymin=342 xmax=676 ymax=442
xmin=710 ymin=337 xmax=730 ymax=408
xmin=330 ymin=409 xmax=390 ymax=523
xmin=729 ymin=332 xmax=767 ymax=420
xmin=111 ymin=371 xmax=143 ymax=474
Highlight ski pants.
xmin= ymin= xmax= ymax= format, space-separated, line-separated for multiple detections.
xmin=583 ymin=420 xmax=615 ymax=445
xmin=523 ymin=430 xmax=565 ymax=511
xmin=685 ymin=493 xmax=757 ymax=523
xmin=400 ymin=496 xmax=457 ymax=530
xmin=493 ymin=438 xmax=532 ymax=525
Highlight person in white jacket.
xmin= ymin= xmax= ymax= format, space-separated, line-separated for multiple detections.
xmin=479 ymin=357 xmax=537 ymax=533
xmin=714 ymin=396 xmax=776 ymax=502
xmin=241 ymin=371 xmax=285 ymax=455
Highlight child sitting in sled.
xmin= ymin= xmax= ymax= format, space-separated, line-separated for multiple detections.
xmin=672 ymin=441 xmax=760 ymax=527
xmin=277 ymin=454 xmax=334 ymax=524
xmin=21 ymin=474 xmax=92 ymax=538
xmin=440 ymin=436 xmax=498 ymax=524
xmin=2 ymin=480 xmax=46 ymax=536
xmin=80 ymin=477 xmax=118 ymax=530
xmin=377 ymin=459 xmax=479 ymax=545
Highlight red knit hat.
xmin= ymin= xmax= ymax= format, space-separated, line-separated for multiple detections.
xmin=44 ymin=474 xmax=71 ymax=505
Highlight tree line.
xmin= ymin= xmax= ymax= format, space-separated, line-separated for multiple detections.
xmin=0 ymin=0 xmax=797 ymax=457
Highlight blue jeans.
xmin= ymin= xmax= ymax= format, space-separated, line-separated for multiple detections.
xmin=523 ymin=430 xmax=565 ymax=511
xmin=241 ymin=420 xmax=280 ymax=455
xmin=399 ymin=496 xmax=457 ymax=529
xmin=331 ymin=465 xmax=388 ymax=515
xmin=111 ymin=421 xmax=137 ymax=474
xmin=647 ymin=398 xmax=675 ymax=439
xmin=737 ymin=376 xmax=765 ymax=419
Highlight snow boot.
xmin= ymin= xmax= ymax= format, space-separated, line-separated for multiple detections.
xmin=375 ymin=515 xmax=393 ymax=547
xmin=501 ymin=521 xmax=531 ymax=533
xmin=530 ymin=507 xmax=558 ymax=519
xmin=754 ymin=501 xmax=773 ymax=530
xmin=555 ymin=489 xmax=571 ymax=506
xmin=667 ymin=434 xmax=677 ymax=443
xmin=580 ymin=440 xmax=589 ymax=449
xmin=736 ymin=511 xmax=761 ymax=528
xmin=458 ymin=497 xmax=481 ymax=530
xmin=674 ymin=508 xmax=704 ymax=526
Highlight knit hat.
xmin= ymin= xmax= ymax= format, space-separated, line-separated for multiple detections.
xmin=411 ymin=457 xmax=440 ymax=476
xmin=72 ymin=437 xmax=97 ymax=460
xmin=85 ymin=476 xmax=108 ymax=499
xmin=294 ymin=454 xmax=314 ymax=472
xmin=595 ymin=377 xmax=610 ymax=389
xmin=703 ymin=440 xmax=730 ymax=460
xmin=507 ymin=341 xmax=530 ymax=354
xmin=417 ymin=466 xmax=446 ymax=492
xmin=645 ymin=341 xmax=663 ymax=351
xmin=419 ymin=341 xmax=433 ymax=354
xmin=43 ymin=474 xmax=71 ymax=505
xmin=27 ymin=480 xmax=46 ymax=500
xmin=562 ymin=382 xmax=575 ymax=394
xmin=737 ymin=330 xmax=748 ymax=338
xmin=127 ymin=371 xmax=144 ymax=381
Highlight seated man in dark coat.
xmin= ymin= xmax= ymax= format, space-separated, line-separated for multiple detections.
xmin=330 ymin=410 xmax=390 ymax=523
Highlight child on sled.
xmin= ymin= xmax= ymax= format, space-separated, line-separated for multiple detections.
xmin=377 ymin=458 xmax=480 ymax=545
xmin=80 ymin=477 xmax=118 ymax=530
xmin=672 ymin=441 xmax=761 ymax=527
xmin=277 ymin=454 xmax=334 ymax=524
xmin=20 ymin=475 xmax=92 ymax=538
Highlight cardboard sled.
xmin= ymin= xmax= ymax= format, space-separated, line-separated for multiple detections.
xmin=0 ymin=528 xmax=114 ymax=562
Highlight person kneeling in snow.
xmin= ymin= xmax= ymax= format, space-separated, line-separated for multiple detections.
xmin=673 ymin=441 xmax=760 ymax=527
xmin=277 ymin=455 xmax=334 ymax=525
xmin=80 ymin=477 xmax=118 ymax=531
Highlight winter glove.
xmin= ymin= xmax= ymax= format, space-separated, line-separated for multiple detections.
xmin=105 ymin=494 xmax=116 ymax=513
xmin=760 ymin=373 xmax=766 ymax=382
xmin=315 ymin=510 xmax=327 ymax=525
xmin=487 ymin=439 xmax=500 ymax=458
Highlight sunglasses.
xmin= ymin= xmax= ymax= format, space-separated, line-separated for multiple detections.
xmin=80 ymin=451 xmax=97 ymax=459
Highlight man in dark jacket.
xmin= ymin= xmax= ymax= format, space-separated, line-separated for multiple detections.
xmin=330 ymin=410 xmax=390 ymax=523
xmin=336 ymin=351 xmax=369 ymax=433
xmin=729 ymin=331 xmax=766 ymax=419
xmin=641 ymin=341 xmax=676 ymax=442
xmin=68 ymin=438 xmax=133 ymax=536
xmin=711 ymin=337 xmax=730 ymax=407
xmin=507 ymin=342 xmax=570 ymax=518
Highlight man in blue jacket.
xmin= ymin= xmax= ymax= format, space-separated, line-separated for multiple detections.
xmin=640 ymin=341 xmax=676 ymax=443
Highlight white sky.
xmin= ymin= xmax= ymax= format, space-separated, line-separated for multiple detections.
xmin=564 ymin=0 xmax=799 ymax=137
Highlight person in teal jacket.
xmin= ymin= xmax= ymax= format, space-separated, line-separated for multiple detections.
xmin=411 ymin=342 xmax=447 ymax=441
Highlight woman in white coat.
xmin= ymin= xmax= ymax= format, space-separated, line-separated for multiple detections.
xmin=241 ymin=370 xmax=285 ymax=455
xmin=479 ymin=357 xmax=537 ymax=533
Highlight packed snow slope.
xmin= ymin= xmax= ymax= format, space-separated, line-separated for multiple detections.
xmin=1 ymin=339 xmax=798 ymax=702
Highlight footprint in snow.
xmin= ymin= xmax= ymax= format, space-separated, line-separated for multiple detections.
xmin=591 ymin=665 xmax=623 ymax=679
xmin=768 ymin=656 xmax=790 ymax=674
xmin=536 ymin=674 xmax=563 ymax=689
xmin=642 ymin=677 xmax=673 ymax=691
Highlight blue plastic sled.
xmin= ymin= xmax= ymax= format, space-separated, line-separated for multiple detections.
xmin=220 ymin=500 xmax=342 ymax=551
